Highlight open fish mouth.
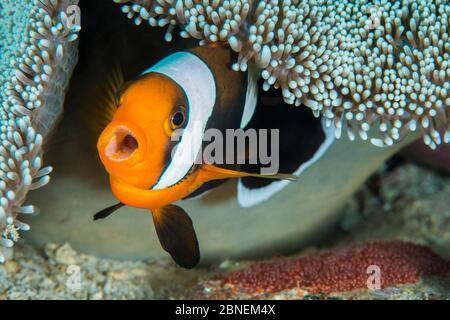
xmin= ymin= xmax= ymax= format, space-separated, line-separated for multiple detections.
xmin=105 ymin=127 xmax=139 ymax=162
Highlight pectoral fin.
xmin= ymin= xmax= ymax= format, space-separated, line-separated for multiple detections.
xmin=202 ymin=164 xmax=297 ymax=181
xmin=151 ymin=205 xmax=200 ymax=269
xmin=93 ymin=202 xmax=125 ymax=221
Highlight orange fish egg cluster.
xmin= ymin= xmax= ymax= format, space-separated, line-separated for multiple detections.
xmin=220 ymin=241 xmax=450 ymax=294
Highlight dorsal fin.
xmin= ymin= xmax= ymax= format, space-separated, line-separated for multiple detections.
xmin=82 ymin=64 xmax=125 ymax=141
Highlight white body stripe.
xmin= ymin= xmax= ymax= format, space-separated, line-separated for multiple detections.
xmin=143 ymin=52 xmax=216 ymax=190
xmin=240 ymin=65 xmax=258 ymax=128
xmin=237 ymin=118 xmax=335 ymax=208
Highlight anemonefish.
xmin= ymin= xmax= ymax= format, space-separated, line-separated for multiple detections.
xmin=94 ymin=44 xmax=334 ymax=269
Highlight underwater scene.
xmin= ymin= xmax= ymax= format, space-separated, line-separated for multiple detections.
xmin=0 ymin=0 xmax=449 ymax=304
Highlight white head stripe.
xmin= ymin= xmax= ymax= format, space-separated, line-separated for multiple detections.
xmin=143 ymin=52 xmax=216 ymax=190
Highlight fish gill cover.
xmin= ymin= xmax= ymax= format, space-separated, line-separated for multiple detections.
xmin=0 ymin=0 xmax=80 ymax=262
xmin=115 ymin=0 xmax=450 ymax=149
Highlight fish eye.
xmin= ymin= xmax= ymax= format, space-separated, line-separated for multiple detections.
xmin=170 ymin=110 xmax=186 ymax=129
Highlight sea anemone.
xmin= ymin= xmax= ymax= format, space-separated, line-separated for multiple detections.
xmin=114 ymin=0 xmax=450 ymax=149
xmin=0 ymin=0 xmax=81 ymax=262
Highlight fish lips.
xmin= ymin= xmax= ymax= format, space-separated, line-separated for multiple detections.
xmin=97 ymin=120 xmax=148 ymax=174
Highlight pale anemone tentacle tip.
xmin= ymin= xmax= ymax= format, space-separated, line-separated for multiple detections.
xmin=0 ymin=0 xmax=81 ymax=262
xmin=115 ymin=0 xmax=450 ymax=149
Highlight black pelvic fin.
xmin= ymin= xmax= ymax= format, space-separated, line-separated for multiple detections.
xmin=152 ymin=204 xmax=200 ymax=269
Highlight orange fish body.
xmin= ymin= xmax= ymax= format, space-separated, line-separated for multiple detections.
xmin=108 ymin=164 xmax=253 ymax=209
